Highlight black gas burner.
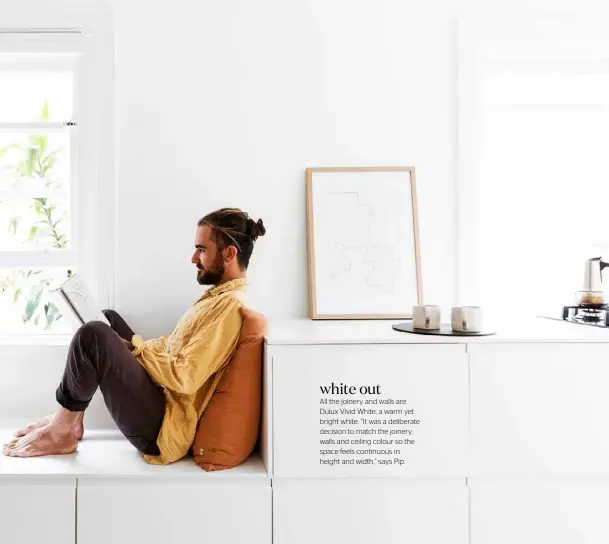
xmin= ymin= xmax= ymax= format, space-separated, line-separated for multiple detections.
xmin=562 ymin=305 xmax=609 ymax=327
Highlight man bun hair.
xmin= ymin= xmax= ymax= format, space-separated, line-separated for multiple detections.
xmin=248 ymin=218 xmax=266 ymax=241
xmin=198 ymin=208 xmax=266 ymax=270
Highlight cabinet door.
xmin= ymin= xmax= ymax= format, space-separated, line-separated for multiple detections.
xmin=0 ymin=477 xmax=75 ymax=544
xmin=471 ymin=483 xmax=609 ymax=544
xmin=272 ymin=344 xmax=468 ymax=478
xmin=275 ymin=479 xmax=468 ymax=544
xmin=77 ymin=479 xmax=271 ymax=544
xmin=470 ymin=343 xmax=609 ymax=476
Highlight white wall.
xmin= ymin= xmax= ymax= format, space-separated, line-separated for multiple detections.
xmin=112 ymin=0 xmax=460 ymax=336
xmin=112 ymin=0 xmax=609 ymax=337
xmin=3 ymin=0 xmax=609 ymax=427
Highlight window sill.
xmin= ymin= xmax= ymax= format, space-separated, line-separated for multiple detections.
xmin=0 ymin=334 xmax=72 ymax=347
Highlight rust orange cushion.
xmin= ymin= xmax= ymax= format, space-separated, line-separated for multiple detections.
xmin=192 ymin=307 xmax=267 ymax=471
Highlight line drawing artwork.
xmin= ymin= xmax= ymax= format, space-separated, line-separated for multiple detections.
xmin=307 ymin=166 xmax=420 ymax=319
xmin=328 ymin=191 xmax=401 ymax=293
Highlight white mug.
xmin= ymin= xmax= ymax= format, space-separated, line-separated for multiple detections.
xmin=451 ymin=306 xmax=482 ymax=333
xmin=412 ymin=305 xmax=441 ymax=330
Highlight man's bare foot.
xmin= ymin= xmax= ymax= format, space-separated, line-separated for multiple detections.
xmin=13 ymin=411 xmax=84 ymax=441
xmin=3 ymin=424 xmax=78 ymax=457
xmin=4 ymin=408 xmax=83 ymax=457
xmin=3 ymin=410 xmax=80 ymax=457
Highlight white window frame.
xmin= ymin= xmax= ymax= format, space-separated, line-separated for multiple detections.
xmin=456 ymin=14 xmax=609 ymax=309
xmin=0 ymin=6 xmax=114 ymax=342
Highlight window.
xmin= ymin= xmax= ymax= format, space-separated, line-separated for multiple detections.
xmin=458 ymin=16 xmax=609 ymax=317
xmin=0 ymin=27 xmax=113 ymax=336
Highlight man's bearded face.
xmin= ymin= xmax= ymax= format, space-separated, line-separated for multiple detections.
xmin=196 ymin=251 xmax=225 ymax=285
xmin=191 ymin=225 xmax=226 ymax=286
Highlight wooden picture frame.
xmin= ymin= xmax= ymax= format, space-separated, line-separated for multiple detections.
xmin=306 ymin=166 xmax=422 ymax=320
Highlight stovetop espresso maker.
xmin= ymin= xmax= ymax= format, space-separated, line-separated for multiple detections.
xmin=557 ymin=257 xmax=609 ymax=327
xmin=576 ymin=256 xmax=609 ymax=306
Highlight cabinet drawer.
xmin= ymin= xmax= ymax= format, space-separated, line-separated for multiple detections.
xmin=0 ymin=477 xmax=76 ymax=544
xmin=77 ymin=479 xmax=271 ymax=544
xmin=271 ymin=344 xmax=468 ymax=478
xmin=471 ymin=483 xmax=609 ymax=544
xmin=275 ymin=479 xmax=469 ymax=544
xmin=470 ymin=343 xmax=609 ymax=476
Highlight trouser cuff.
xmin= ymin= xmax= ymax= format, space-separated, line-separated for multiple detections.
xmin=55 ymin=385 xmax=89 ymax=412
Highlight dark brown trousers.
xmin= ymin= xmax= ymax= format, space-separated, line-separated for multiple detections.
xmin=55 ymin=310 xmax=165 ymax=455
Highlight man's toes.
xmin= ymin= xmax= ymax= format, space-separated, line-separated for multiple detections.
xmin=6 ymin=446 xmax=28 ymax=457
xmin=3 ymin=443 xmax=18 ymax=455
xmin=3 ymin=439 xmax=18 ymax=450
xmin=3 ymin=439 xmax=27 ymax=456
xmin=13 ymin=423 xmax=35 ymax=437
xmin=12 ymin=418 xmax=50 ymax=439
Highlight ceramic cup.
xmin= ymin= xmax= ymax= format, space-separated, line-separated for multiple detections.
xmin=451 ymin=306 xmax=482 ymax=333
xmin=412 ymin=305 xmax=441 ymax=330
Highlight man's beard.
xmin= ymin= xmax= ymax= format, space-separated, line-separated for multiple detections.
xmin=196 ymin=255 xmax=225 ymax=286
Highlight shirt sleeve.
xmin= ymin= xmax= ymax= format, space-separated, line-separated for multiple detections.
xmin=129 ymin=297 xmax=242 ymax=395
xmin=143 ymin=335 xmax=169 ymax=352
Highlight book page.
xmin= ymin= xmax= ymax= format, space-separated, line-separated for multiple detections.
xmin=49 ymin=273 xmax=110 ymax=331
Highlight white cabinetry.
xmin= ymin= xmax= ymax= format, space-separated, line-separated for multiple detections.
xmin=269 ymin=340 xmax=469 ymax=544
xmin=469 ymin=343 xmax=609 ymax=476
xmin=471 ymin=483 xmax=609 ymax=544
xmin=77 ymin=479 xmax=271 ymax=544
xmin=274 ymin=479 xmax=469 ymax=544
xmin=271 ymin=344 xmax=468 ymax=478
xmin=0 ymin=477 xmax=76 ymax=544
xmin=3 ymin=318 xmax=609 ymax=544
xmin=266 ymin=318 xmax=609 ymax=544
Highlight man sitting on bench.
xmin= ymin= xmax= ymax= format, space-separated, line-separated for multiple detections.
xmin=2 ymin=208 xmax=266 ymax=465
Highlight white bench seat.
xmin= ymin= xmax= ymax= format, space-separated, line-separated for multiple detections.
xmin=0 ymin=429 xmax=268 ymax=479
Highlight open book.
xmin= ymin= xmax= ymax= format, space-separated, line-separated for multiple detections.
xmin=48 ymin=273 xmax=110 ymax=332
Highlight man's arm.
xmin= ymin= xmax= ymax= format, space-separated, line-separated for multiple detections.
xmin=129 ymin=298 xmax=242 ymax=395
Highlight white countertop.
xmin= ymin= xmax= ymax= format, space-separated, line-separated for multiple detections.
xmin=265 ymin=316 xmax=609 ymax=345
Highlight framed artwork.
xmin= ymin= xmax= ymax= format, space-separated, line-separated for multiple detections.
xmin=306 ymin=166 xmax=422 ymax=319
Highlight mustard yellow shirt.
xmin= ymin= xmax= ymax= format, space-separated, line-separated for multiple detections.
xmin=129 ymin=278 xmax=247 ymax=465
